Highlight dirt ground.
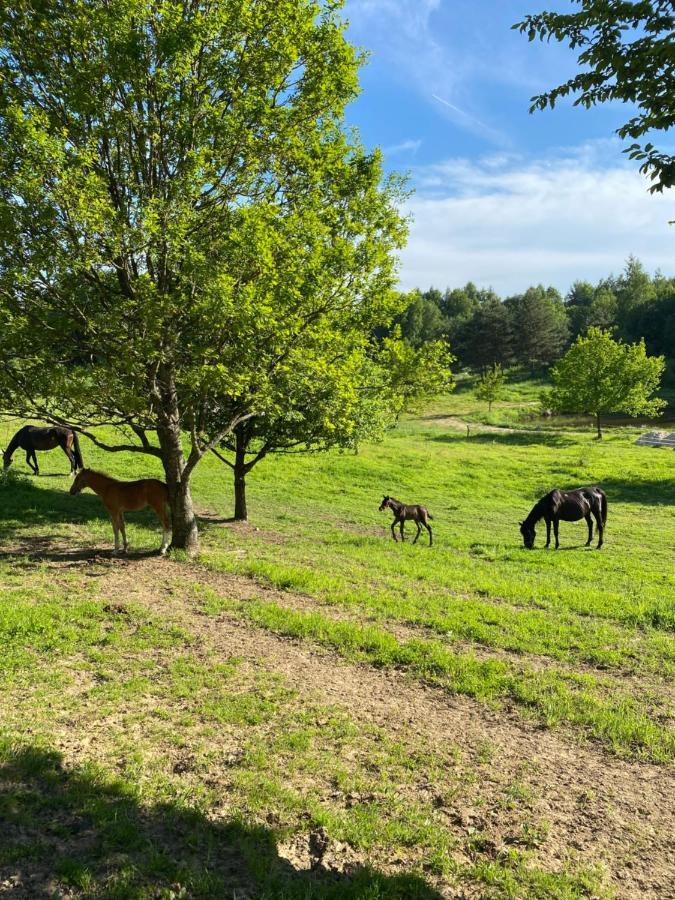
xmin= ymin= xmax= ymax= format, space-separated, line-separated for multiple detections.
xmin=3 ymin=544 xmax=675 ymax=898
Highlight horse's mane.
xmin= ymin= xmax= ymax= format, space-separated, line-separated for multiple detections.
xmin=80 ymin=467 xmax=114 ymax=480
xmin=523 ymin=495 xmax=549 ymax=527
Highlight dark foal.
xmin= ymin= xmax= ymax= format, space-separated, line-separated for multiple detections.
xmin=520 ymin=487 xmax=607 ymax=550
xmin=379 ymin=496 xmax=433 ymax=546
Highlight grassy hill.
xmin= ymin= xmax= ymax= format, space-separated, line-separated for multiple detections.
xmin=0 ymin=384 xmax=673 ymax=898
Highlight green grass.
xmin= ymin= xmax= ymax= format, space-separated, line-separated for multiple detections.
xmin=0 ymin=382 xmax=671 ymax=896
xmin=198 ymin=592 xmax=674 ymax=762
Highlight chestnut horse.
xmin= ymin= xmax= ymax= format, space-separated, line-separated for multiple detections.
xmin=520 ymin=487 xmax=607 ymax=550
xmin=3 ymin=425 xmax=84 ymax=475
xmin=379 ymin=496 xmax=433 ymax=545
xmin=70 ymin=469 xmax=171 ymax=555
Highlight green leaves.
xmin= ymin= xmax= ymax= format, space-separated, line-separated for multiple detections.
xmin=474 ymin=365 xmax=505 ymax=410
xmin=0 ymin=0 xmax=407 ymax=463
xmin=515 ymin=1 xmax=675 ymax=192
xmin=546 ymin=328 xmax=666 ymax=429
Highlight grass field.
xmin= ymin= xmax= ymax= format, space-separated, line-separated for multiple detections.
xmin=0 ymin=381 xmax=673 ymax=898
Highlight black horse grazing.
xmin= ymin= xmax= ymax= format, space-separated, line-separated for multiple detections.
xmin=379 ymin=496 xmax=433 ymax=546
xmin=520 ymin=487 xmax=607 ymax=550
xmin=2 ymin=425 xmax=84 ymax=475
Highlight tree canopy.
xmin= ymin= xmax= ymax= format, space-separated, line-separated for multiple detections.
xmin=546 ymin=327 xmax=665 ymax=437
xmin=215 ymin=334 xmax=453 ymax=520
xmin=515 ymin=1 xmax=675 ymax=193
xmin=0 ymin=0 xmax=409 ymax=551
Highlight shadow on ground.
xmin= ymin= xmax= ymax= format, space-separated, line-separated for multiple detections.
xmin=599 ymin=476 xmax=675 ymax=506
xmin=0 ymin=475 xmax=170 ymax=552
xmin=0 ymin=745 xmax=442 ymax=899
xmin=429 ymin=430 xmax=576 ymax=448
xmin=0 ymin=475 xmax=121 ymax=532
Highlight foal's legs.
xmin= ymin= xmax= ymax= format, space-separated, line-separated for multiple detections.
xmin=544 ymin=519 xmax=551 ymax=548
xmin=425 ymin=523 xmax=433 ymax=546
xmin=390 ymin=520 xmax=398 ymax=542
xmin=399 ymin=519 xmax=405 ymax=541
xmin=413 ymin=521 xmax=422 ymax=544
xmin=151 ymin=500 xmax=171 ymax=555
xmin=109 ymin=510 xmax=122 ymax=555
xmin=118 ymin=514 xmax=129 ymax=554
xmin=584 ymin=513 xmax=593 ymax=546
xmin=553 ymin=518 xmax=560 ymax=550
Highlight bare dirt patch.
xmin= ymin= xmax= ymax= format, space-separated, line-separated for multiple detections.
xmin=2 ymin=543 xmax=674 ymax=898
xmin=89 ymin=555 xmax=675 ymax=898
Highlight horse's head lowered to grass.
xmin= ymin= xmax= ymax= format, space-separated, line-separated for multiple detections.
xmin=520 ymin=520 xmax=536 ymax=550
xmin=69 ymin=468 xmax=91 ymax=495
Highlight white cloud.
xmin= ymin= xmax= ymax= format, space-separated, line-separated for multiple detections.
xmin=384 ymin=138 xmax=422 ymax=156
xmin=398 ymin=147 xmax=675 ymax=295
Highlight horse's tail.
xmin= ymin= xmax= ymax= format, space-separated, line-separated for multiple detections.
xmin=599 ymin=489 xmax=608 ymax=526
xmin=427 ymin=510 xmax=434 ymax=520
xmin=71 ymin=431 xmax=84 ymax=470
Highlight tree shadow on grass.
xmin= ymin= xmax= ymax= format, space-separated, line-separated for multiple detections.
xmin=600 ymin=476 xmax=675 ymax=506
xmin=0 ymin=535 xmax=162 ymax=568
xmin=0 ymin=476 xmax=166 ymax=549
xmin=430 ymin=430 xmax=576 ymax=448
xmin=0 ymin=744 xmax=442 ymax=900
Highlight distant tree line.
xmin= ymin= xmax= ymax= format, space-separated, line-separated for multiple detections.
xmin=388 ymin=257 xmax=675 ymax=377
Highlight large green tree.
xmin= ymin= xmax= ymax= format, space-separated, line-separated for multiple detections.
xmin=0 ymin=0 xmax=407 ymax=552
xmin=515 ymin=1 xmax=675 ymax=192
xmin=546 ymin=327 xmax=665 ymax=438
xmin=397 ymin=292 xmax=449 ymax=348
xmin=505 ymin=286 xmax=569 ymax=371
xmin=455 ymin=296 xmax=514 ymax=371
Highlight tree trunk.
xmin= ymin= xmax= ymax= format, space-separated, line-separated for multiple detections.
xmin=488 ymin=399 xmax=493 ymax=412
xmin=595 ymin=413 xmax=603 ymax=440
xmin=234 ymin=468 xmax=247 ymax=521
xmin=233 ymin=428 xmax=248 ymax=521
xmin=157 ymin=398 xmax=199 ymax=554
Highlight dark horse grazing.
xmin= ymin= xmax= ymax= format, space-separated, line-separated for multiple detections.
xmin=2 ymin=425 xmax=84 ymax=475
xmin=379 ymin=496 xmax=433 ymax=546
xmin=520 ymin=487 xmax=607 ymax=550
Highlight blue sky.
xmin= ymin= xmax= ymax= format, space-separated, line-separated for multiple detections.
xmin=342 ymin=0 xmax=674 ymax=296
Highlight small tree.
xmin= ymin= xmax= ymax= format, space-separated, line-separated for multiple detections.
xmin=215 ymin=337 xmax=453 ymax=520
xmin=474 ymin=364 xmax=505 ymax=413
xmin=546 ymin=328 xmax=665 ymax=439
